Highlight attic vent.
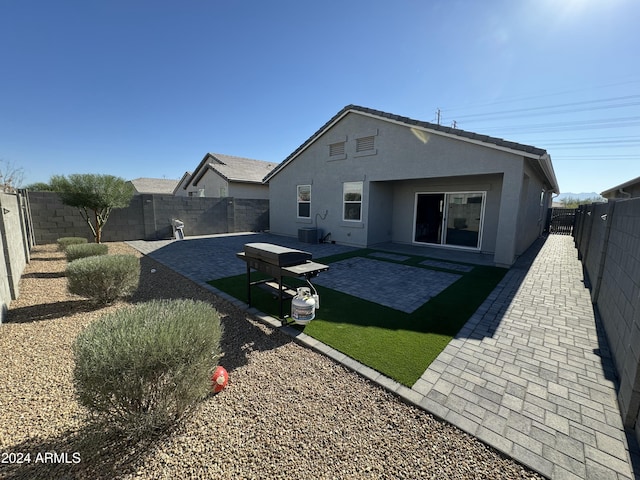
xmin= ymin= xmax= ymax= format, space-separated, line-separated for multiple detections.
xmin=356 ymin=136 xmax=375 ymax=152
xmin=329 ymin=142 xmax=345 ymax=156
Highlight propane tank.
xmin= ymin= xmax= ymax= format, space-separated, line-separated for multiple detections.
xmin=291 ymin=287 xmax=316 ymax=324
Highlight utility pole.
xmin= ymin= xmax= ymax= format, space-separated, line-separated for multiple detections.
xmin=452 ymin=120 xmax=457 ymax=128
xmin=436 ymin=108 xmax=441 ymax=125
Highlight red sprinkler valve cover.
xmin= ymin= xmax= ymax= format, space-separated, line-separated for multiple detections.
xmin=211 ymin=366 xmax=229 ymax=393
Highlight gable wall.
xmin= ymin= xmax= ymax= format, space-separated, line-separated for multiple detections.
xmin=174 ymin=182 xmax=199 ymax=197
xmin=190 ymin=170 xmax=269 ymax=199
xmin=269 ymin=112 xmax=530 ymax=255
xmin=195 ymin=170 xmax=230 ymax=197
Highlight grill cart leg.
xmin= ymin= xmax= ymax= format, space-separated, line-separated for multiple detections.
xmin=246 ymin=263 xmax=252 ymax=307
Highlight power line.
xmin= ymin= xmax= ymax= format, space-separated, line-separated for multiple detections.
xmin=469 ymin=115 xmax=640 ymax=134
xmin=434 ymin=88 xmax=640 ymax=161
xmin=542 ymin=137 xmax=640 ymax=147
xmin=441 ymin=79 xmax=640 ymax=113
xmin=553 ymin=155 xmax=639 ymax=161
xmin=451 ymin=96 xmax=640 ymax=122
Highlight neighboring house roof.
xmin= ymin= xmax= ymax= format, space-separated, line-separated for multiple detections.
xmin=600 ymin=175 xmax=640 ymax=198
xmin=173 ymin=171 xmax=193 ymax=194
xmin=189 ymin=153 xmax=276 ymax=188
xmin=263 ymin=104 xmax=559 ymax=192
xmin=129 ymin=177 xmax=180 ymax=194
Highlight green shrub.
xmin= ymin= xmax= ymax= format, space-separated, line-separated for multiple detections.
xmin=65 ymin=243 xmax=109 ymax=262
xmin=66 ymin=254 xmax=140 ymax=304
xmin=57 ymin=237 xmax=88 ymax=251
xmin=73 ymin=299 xmax=223 ymax=433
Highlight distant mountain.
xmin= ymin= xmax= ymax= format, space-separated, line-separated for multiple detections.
xmin=555 ymin=192 xmax=602 ymax=201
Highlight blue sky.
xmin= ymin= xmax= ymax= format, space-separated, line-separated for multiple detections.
xmin=2 ymin=0 xmax=639 ymax=194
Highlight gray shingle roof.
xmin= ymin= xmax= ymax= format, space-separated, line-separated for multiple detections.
xmin=352 ymin=105 xmax=547 ymax=155
xmin=191 ymin=153 xmax=276 ymax=186
xmin=264 ymin=104 xmax=550 ymax=183
xmin=129 ymin=177 xmax=180 ymax=194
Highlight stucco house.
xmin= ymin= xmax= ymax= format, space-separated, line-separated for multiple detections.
xmin=264 ymin=105 xmax=559 ymax=267
xmin=601 ymin=175 xmax=640 ymax=200
xmin=174 ymin=152 xmax=275 ymax=199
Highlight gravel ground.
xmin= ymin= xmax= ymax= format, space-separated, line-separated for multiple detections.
xmin=0 ymin=243 xmax=544 ymax=480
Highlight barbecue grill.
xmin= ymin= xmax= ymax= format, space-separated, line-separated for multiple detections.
xmin=236 ymin=242 xmax=329 ymax=320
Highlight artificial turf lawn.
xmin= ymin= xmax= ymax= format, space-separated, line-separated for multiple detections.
xmin=209 ymin=250 xmax=507 ymax=387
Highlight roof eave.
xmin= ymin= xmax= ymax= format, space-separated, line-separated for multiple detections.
xmin=263 ymin=106 xmax=354 ymax=183
xmin=190 ymin=153 xmax=219 ymax=187
xmin=538 ymin=152 xmax=560 ymax=194
xmin=600 ymin=174 xmax=640 ymax=196
xmin=263 ymin=105 xmax=553 ymax=183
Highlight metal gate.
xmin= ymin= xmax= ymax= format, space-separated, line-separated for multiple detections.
xmin=547 ymin=208 xmax=576 ymax=235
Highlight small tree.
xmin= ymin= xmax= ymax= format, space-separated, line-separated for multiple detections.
xmin=24 ymin=182 xmax=54 ymax=191
xmin=50 ymin=174 xmax=134 ymax=243
xmin=0 ymin=159 xmax=25 ymax=193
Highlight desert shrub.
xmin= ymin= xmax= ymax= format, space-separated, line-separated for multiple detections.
xmin=65 ymin=243 xmax=109 ymax=262
xmin=66 ymin=254 xmax=140 ymax=304
xmin=73 ymin=299 xmax=223 ymax=433
xmin=57 ymin=237 xmax=88 ymax=251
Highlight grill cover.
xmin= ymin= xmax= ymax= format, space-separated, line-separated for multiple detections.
xmin=243 ymin=243 xmax=312 ymax=267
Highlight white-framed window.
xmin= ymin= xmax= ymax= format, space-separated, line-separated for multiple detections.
xmin=297 ymin=185 xmax=311 ymax=218
xmin=343 ymin=182 xmax=363 ymax=221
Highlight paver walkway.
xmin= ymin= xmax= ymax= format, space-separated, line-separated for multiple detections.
xmin=413 ymin=235 xmax=636 ymax=479
xmin=127 ymin=233 xmax=638 ymax=479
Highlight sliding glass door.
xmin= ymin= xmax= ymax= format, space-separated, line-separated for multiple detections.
xmin=414 ymin=192 xmax=485 ymax=249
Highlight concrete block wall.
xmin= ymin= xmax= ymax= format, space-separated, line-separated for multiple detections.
xmin=28 ymin=191 xmax=96 ymax=244
xmin=0 ymin=193 xmax=31 ymax=323
xmin=149 ymin=195 xmax=229 ymax=238
xmin=574 ymin=198 xmax=640 ymax=442
xmin=232 ymin=198 xmax=269 ymax=233
xmin=583 ymin=203 xmax=609 ymax=293
xmin=0 ymin=227 xmax=11 ymax=323
xmin=28 ymin=191 xmax=269 ymax=244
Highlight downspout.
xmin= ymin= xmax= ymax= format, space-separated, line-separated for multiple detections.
xmin=618 ymin=188 xmax=631 ymax=199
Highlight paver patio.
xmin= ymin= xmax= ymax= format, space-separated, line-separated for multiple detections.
xmin=127 ymin=232 xmax=639 ymax=479
xmin=313 ymin=257 xmax=461 ymax=313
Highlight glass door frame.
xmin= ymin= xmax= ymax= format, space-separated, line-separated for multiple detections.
xmin=412 ymin=191 xmax=486 ymax=250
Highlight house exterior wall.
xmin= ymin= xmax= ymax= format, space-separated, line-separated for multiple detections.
xmin=174 ymin=183 xmax=201 ymax=197
xmin=367 ymin=181 xmax=394 ymax=245
xmin=268 ymin=112 xmax=548 ymax=265
xmin=515 ymin=162 xmax=549 ymax=255
xmin=195 ymin=171 xmax=229 ymax=198
xmin=389 ymin=174 xmax=503 ymax=254
xmin=189 ymin=170 xmax=269 ymax=199
xmin=228 ymin=182 xmax=269 ymax=200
